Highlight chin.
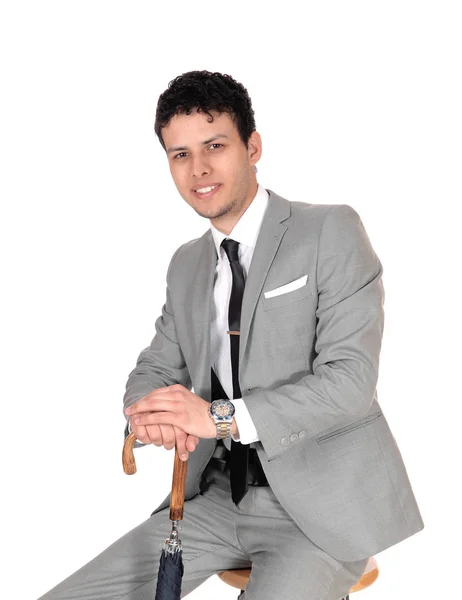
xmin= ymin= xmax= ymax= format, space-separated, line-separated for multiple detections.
xmin=196 ymin=207 xmax=224 ymax=220
xmin=190 ymin=197 xmax=229 ymax=218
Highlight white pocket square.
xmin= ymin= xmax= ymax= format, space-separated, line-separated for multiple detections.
xmin=264 ymin=275 xmax=308 ymax=299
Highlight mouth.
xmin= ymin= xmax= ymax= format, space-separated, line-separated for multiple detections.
xmin=192 ymin=184 xmax=222 ymax=199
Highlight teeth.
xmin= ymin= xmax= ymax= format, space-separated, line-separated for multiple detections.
xmin=195 ymin=185 xmax=217 ymax=193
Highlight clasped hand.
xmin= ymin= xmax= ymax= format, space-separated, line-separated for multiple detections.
xmin=124 ymin=384 xmax=216 ymax=461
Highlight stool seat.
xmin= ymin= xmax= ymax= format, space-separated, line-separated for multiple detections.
xmin=218 ymin=556 xmax=379 ymax=594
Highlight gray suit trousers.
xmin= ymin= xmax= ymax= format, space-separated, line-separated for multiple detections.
xmin=38 ymin=461 xmax=368 ymax=600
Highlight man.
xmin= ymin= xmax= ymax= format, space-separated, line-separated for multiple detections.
xmin=40 ymin=70 xmax=424 ymax=600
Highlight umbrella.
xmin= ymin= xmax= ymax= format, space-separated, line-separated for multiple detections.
xmin=123 ymin=431 xmax=188 ymax=599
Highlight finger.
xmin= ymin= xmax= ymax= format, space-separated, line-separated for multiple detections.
xmin=173 ymin=426 xmax=189 ymax=461
xmin=132 ymin=423 xmax=151 ymax=445
xmin=133 ymin=411 xmax=180 ymax=427
xmin=159 ymin=424 xmax=176 ymax=451
xmin=146 ymin=424 xmax=163 ymax=446
xmin=186 ymin=435 xmax=199 ymax=452
xmin=126 ymin=399 xmax=179 ymax=416
xmin=131 ymin=416 xmax=149 ymax=438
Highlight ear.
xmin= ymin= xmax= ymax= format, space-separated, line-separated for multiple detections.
xmin=247 ymin=130 xmax=262 ymax=169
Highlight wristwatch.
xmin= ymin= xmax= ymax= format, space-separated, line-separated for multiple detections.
xmin=208 ymin=399 xmax=236 ymax=439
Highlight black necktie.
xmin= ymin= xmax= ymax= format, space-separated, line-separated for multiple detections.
xmin=220 ymin=238 xmax=249 ymax=505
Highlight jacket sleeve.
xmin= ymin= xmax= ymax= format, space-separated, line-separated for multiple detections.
xmin=244 ymin=204 xmax=385 ymax=461
xmin=122 ymin=246 xmax=192 ymax=448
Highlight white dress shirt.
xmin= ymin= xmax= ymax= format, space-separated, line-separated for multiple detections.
xmin=210 ymin=183 xmax=269 ymax=449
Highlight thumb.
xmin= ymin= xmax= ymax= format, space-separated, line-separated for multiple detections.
xmin=186 ymin=435 xmax=199 ymax=452
xmin=173 ymin=426 xmax=189 ymax=461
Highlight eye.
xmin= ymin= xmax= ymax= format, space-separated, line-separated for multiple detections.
xmin=209 ymin=143 xmax=223 ymax=150
xmin=173 ymin=152 xmax=187 ymax=160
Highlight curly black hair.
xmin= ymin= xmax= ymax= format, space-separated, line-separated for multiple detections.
xmin=154 ymin=70 xmax=256 ymax=151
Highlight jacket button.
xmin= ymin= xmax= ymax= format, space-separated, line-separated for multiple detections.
xmin=299 ymin=430 xmax=307 ymax=439
xmin=290 ymin=433 xmax=298 ymax=442
xmin=281 ymin=437 xmax=289 ymax=445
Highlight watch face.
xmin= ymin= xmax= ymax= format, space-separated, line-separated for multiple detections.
xmin=210 ymin=400 xmax=235 ymax=421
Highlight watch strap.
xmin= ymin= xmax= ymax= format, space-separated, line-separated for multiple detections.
xmin=215 ymin=421 xmax=232 ymax=440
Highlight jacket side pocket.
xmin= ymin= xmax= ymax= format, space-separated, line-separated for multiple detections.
xmin=316 ymin=411 xmax=383 ymax=444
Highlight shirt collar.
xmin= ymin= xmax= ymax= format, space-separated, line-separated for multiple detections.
xmin=210 ymin=183 xmax=269 ymax=259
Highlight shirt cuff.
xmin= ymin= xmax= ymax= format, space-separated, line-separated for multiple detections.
xmin=230 ymin=398 xmax=260 ymax=444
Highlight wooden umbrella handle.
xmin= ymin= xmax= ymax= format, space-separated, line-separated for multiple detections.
xmin=122 ymin=431 xmax=137 ymax=475
xmin=170 ymin=445 xmax=188 ymax=521
xmin=122 ymin=431 xmax=188 ymax=521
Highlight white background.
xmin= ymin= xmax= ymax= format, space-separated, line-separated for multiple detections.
xmin=1 ymin=1 xmax=460 ymax=598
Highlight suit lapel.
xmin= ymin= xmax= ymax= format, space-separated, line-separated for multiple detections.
xmin=190 ymin=189 xmax=291 ymax=398
xmin=239 ymin=190 xmax=290 ymax=373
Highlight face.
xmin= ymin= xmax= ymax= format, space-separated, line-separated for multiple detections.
xmin=161 ymin=109 xmax=262 ymax=234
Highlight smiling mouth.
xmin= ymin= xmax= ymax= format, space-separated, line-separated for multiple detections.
xmin=192 ymin=184 xmax=222 ymax=198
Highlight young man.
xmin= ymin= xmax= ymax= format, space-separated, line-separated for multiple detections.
xmin=40 ymin=70 xmax=424 ymax=600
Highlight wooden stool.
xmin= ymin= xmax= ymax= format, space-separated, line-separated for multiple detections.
xmin=218 ymin=556 xmax=379 ymax=599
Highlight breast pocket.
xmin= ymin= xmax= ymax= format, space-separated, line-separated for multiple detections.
xmin=262 ymin=276 xmax=313 ymax=311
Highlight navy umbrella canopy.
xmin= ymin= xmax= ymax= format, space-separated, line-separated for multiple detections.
xmin=155 ymin=544 xmax=184 ymax=599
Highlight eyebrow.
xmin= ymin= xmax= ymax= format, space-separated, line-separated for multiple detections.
xmin=166 ymin=134 xmax=229 ymax=155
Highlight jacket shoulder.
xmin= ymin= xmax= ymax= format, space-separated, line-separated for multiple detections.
xmin=289 ymin=199 xmax=359 ymax=221
xmin=166 ymin=230 xmax=211 ymax=280
xmin=267 ymin=188 xmax=358 ymax=224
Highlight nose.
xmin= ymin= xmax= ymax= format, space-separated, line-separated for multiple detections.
xmin=191 ymin=155 xmax=211 ymax=179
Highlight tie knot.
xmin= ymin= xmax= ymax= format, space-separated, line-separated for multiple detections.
xmin=221 ymin=238 xmax=240 ymax=263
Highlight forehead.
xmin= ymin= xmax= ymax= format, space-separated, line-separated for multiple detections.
xmin=162 ymin=109 xmax=238 ymax=147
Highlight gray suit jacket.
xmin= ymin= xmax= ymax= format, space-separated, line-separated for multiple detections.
xmin=123 ymin=189 xmax=424 ymax=561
